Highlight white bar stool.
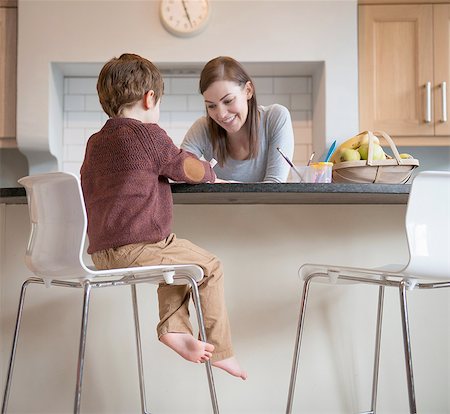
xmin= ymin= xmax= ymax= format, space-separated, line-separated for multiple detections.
xmin=286 ymin=171 xmax=450 ymax=414
xmin=1 ymin=172 xmax=219 ymax=414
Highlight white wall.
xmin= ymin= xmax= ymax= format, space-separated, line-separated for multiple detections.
xmin=17 ymin=0 xmax=358 ymax=173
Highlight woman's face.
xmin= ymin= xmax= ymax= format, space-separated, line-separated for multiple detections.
xmin=203 ymin=80 xmax=253 ymax=135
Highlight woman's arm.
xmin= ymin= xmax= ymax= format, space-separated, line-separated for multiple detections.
xmin=144 ymin=123 xmax=216 ymax=183
xmin=180 ymin=117 xmax=210 ymax=159
xmin=263 ymin=105 xmax=295 ymax=183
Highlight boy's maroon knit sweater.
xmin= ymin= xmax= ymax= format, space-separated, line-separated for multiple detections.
xmin=80 ymin=117 xmax=215 ymax=254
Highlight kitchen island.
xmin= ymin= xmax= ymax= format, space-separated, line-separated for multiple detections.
xmin=1 ymin=183 xmax=447 ymax=414
xmin=1 ymin=182 xmax=410 ymax=205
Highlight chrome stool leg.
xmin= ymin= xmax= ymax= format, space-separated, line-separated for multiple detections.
xmin=366 ymin=284 xmax=385 ymax=414
xmin=188 ymin=276 xmax=219 ymax=414
xmin=286 ymin=274 xmax=314 ymax=414
xmin=131 ymin=284 xmax=150 ymax=414
xmin=74 ymin=281 xmax=92 ymax=414
xmin=1 ymin=278 xmax=35 ymax=414
xmin=399 ymin=280 xmax=417 ymax=414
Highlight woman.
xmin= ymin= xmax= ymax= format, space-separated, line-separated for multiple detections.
xmin=181 ymin=56 xmax=294 ymax=183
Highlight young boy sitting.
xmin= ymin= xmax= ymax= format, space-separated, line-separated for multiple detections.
xmin=80 ymin=53 xmax=246 ymax=380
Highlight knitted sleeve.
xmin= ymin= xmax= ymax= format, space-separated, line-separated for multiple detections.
xmin=140 ymin=123 xmax=215 ymax=183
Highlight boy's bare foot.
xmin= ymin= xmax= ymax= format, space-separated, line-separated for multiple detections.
xmin=160 ymin=332 xmax=214 ymax=364
xmin=213 ymin=357 xmax=247 ymax=380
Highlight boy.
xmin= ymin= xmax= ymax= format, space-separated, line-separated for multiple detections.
xmin=80 ymin=53 xmax=246 ymax=380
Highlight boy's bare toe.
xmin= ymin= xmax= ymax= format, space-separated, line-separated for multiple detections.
xmin=160 ymin=332 xmax=215 ymax=364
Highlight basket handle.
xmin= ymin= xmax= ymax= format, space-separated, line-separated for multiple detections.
xmin=367 ymin=131 xmax=406 ymax=166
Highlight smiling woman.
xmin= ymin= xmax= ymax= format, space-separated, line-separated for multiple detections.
xmin=181 ymin=56 xmax=295 ymax=183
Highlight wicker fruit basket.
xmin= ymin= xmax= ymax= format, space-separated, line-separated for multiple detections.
xmin=332 ymin=131 xmax=419 ymax=184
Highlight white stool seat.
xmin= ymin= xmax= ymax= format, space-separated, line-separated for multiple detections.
xmin=1 ymin=172 xmax=219 ymax=413
xmin=286 ymin=171 xmax=450 ymax=414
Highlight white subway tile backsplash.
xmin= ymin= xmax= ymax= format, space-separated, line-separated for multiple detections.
xmin=293 ymin=126 xmax=313 ymax=145
xmin=258 ymin=94 xmax=290 ymax=108
xmin=85 ymin=95 xmax=102 ymax=111
xmin=67 ymin=111 xmax=103 ymax=129
xmin=293 ymin=143 xmax=313 ymax=165
xmin=64 ymin=144 xmax=87 ymax=162
xmin=169 ymin=111 xmax=204 ymax=127
xmin=171 ymin=77 xmax=199 ymax=94
xmin=163 ymin=78 xmax=172 ymax=94
xmin=274 ymin=77 xmax=311 ymax=94
xmin=63 ymin=74 xmax=314 ymax=174
xmin=64 ymin=128 xmax=85 ymax=145
xmin=187 ymin=95 xmax=205 ymax=111
xmin=253 ymin=77 xmax=273 ymax=94
xmin=63 ymin=162 xmax=82 ymax=177
xmin=164 ymin=127 xmax=188 ymax=147
xmin=161 ymin=95 xmax=188 ymax=111
xmin=291 ymin=111 xmax=312 ymax=127
xmin=158 ymin=112 xmax=171 ymax=125
xmin=67 ymin=78 xmax=97 ymax=94
xmin=64 ymin=95 xmax=84 ymax=111
xmin=291 ymin=94 xmax=312 ymax=111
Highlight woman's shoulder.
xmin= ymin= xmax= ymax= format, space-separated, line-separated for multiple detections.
xmin=181 ymin=116 xmax=212 ymax=155
xmin=185 ymin=116 xmax=209 ymax=138
xmin=259 ymin=103 xmax=290 ymax=120
xmin=190 ymin=115 xmax=208 ymax=127
xmin=259 ymin=104 xmax=291 ymax=126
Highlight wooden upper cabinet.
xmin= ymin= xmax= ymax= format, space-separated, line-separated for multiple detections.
xmin=359 ymin=4 xmax=450 ymax=146
xmin=0 ymin=6 xmax=17 ymax=146
xmin=434 ymin=4 xmax=450 ymax=136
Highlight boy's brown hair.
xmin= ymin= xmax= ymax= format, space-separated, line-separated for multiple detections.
xmin=97 ymin=53 xmax=164 ymax=118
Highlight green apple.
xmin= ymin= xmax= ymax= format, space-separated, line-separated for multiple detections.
xmin=340 ymin=148 xmax=361 ymax=162
xmin=359 ymin=132 xmax=380 ymax=146
xmin=358 ymin=143 xmax=386 ymax=160
xmin=399 ymin=153 xmax=413 ymax=159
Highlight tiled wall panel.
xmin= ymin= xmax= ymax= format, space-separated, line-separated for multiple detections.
xmin=63 ymin=76 xmax=313 ymax=178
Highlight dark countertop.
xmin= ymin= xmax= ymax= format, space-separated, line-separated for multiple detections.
xmin=1 ymin=183 xmax=410 ymax=205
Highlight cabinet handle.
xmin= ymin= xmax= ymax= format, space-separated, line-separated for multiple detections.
xmin=441 ymin=82 xmax=447 ymax=123
xmin=425 ymin=81 xmax=431 ymax=123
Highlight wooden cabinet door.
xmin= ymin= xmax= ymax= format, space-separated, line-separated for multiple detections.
xmin=434 ymin=4 xmax=450 ymax=136
xmin=359 ymin=5 xmax=434 ymax=136
xmin=0 ymin=7 xmax=17 ymax=143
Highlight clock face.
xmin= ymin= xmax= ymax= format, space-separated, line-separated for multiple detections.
xmin=160 ymin=0 xmax=210 ymax=37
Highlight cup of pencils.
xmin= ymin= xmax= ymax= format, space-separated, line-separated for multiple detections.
xmin=291 ymin=162 xmax=333 ymax=183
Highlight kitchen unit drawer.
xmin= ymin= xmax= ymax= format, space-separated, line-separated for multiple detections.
xmin=359 ymin=4 xmax=450 ymax=146
xmin=0 ymin=5 xmax=17 ymax=147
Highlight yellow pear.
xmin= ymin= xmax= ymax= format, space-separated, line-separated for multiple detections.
xmin=358 ymin=143 xmax=386 ymax=161
xmin=358 ymin=132 xmax=380 ymax=147
xmin=340 ymin=148 xmax=361 ymax=162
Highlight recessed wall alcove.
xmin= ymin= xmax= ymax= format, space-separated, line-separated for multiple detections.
xmin=48 ymin=61 xmax=325 ymax=176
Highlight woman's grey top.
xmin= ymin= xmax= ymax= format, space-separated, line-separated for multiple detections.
xmin=181 ymin=104 xmax=294 ymax=183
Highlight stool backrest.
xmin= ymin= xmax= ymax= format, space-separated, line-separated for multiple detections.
xmin=18 ymin=172 xmax=89 ymax=280
xmin=405 ymin=171 xmax=450 ymax=280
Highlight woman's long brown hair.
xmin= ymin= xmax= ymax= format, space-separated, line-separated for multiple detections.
xmin=199 ymin=56 xmax=259 ymax=166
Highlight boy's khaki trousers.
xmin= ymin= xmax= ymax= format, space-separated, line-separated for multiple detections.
xmin=91 ymin=233 xmax=233 ymax=362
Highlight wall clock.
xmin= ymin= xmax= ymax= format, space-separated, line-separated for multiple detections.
xmin=160 ymin=0 xmax=211 ymax=37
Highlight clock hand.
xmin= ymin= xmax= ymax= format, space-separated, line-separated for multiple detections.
xmin=181 ymin=0 xmax=193 ymax=27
